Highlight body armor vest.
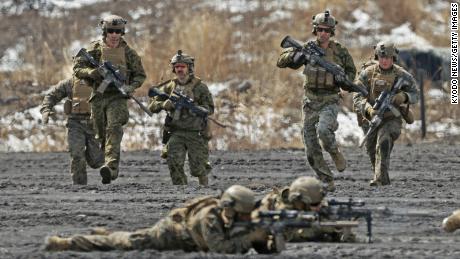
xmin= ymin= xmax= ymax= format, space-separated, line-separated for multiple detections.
xmin=166 ymin=77 xmax=207 ymax=132
xmin=70 ymin=78 xmax=92 ymax=114
xmin=368 ymin=65 xmax=398 ymax=103
xmin=101 ymin=45 xmax=127 ymax=92
xmin=304 ymin=45 xmax=335 ymax=90
xmin=171 ymin=77 xmax=199 ymax=121
xmin=365 ymin=64 xmax=414 ymax=124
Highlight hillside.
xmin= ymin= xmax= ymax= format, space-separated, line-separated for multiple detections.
xmin=0 ymin=0 xmax=455 ymax=152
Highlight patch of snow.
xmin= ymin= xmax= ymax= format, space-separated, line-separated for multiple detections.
xmin=50 ymin=0 xmax=110 ymax=9
xmin=264 ymin=9 xmax=292 ymax=23
xmin=128 ymin=7 xmax=152 ymax=20
xmin=342 ymin=9 xmax=382 ymax=31
xmin=0 ymin=42 xmax=26 ymax=72
xmin=384 ymin=23 xmax=432 ymax=48
xmin=208 ymin=82 xmax=229 ymax=96
xmin=427 ymin=89 xmax=446 ymax=100
xmin=405 ymin=119 xmax=460 ymax=138
xmin=336 ymin=110 xmax=363 ymax=147
xmin=202 ymin=0 xmax=260 ymax=13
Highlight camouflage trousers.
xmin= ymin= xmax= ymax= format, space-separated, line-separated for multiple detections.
xmin=362 ymin=118 xmax=402 ymax=185
xmin=167 ymin=131 xmax=209 ymax=185
xmin=91 ymin=93 xmax=129 ymax=175
xmin=302 ymin=100 xmax=339 ymax=182
xmin=65 ymin=217 xmax=196 ymax=251
xmin=67 ymin=118 xmax=104 ymax=185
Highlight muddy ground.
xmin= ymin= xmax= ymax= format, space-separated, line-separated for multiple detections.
xmin=0 ymin=142 xmax=459 ymax=258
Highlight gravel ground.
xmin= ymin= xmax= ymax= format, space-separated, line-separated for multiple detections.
xmin=0 ymin=142 xmax=459 ymax=258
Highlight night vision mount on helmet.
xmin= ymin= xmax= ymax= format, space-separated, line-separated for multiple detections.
xmin=312 ymin=10 xmax=338 ymax=36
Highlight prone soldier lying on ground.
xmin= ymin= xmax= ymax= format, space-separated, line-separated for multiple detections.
xmin=45 ymin=185 xmax=276 ymax=254
xmin=255 ymin=176 xmax=372 ymax=243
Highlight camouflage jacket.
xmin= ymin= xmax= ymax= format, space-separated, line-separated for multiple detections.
xmin=169 ymin=196 xmax=256 ymax=254
xmin=257 ymin=187 xmax=294 ymax=212
xmin=277 ymin=39 xmax=356 ymax=103
xmin=148 ymin=76 xmax=214 ymax=131
xmin=40 ymin=78 xmax=73 ymax=115
xmin=73 ymin=38 xmax=146 ymax=93
xmin=352 ymin=62 xmax=419 ymax=124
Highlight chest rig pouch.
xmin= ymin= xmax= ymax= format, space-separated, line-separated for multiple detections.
xmin=304 ymin=47 xmax=335 ymax=90
xmin=70 ymin=78 xmax=92 ymax=114
xmin=101 ymin=46 xmax=127 ymax=92
xmin=171 ymin=78 xmax=198 ymax=121
xmin=369 ymin=67 xmax=397 ymax=103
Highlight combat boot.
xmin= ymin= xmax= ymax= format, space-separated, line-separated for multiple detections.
xmin=160 ymin=145 xmax=168 ymax=159
xmin=111 ymin=168 xmax=119 ymax=181
xmin=45 ymin=236 xmax=71 ymax=251
xmin=369 ymin=179 xmax=381 ymax=186
xmin=100 ymin=166 xmax=112 ymax=184
xmin=330 ymin=148 xmax=346 ymax=172
xmin=198 ymin=175 xmax=208 ymax=186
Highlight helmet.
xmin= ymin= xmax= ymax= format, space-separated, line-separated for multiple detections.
xmin=170 ymin=50 xmax=195 ymax=74
xmin=100 ymin=14 xmax=127 ymax=35
xmin=288 ymin=177 xmax=325 ymax=205
xmin=374 ymin=41 xmax=399 ymax=61
xmin=312 ymin=10 xmax=338 ymax=36
xmin=220 ymin=185 xmax=256 ymax=214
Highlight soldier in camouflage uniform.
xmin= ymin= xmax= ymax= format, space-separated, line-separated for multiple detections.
xmin=353 ymin=41 xmax=418 ymax=186
xmin=148 ymin=50 xmax=214 ymax=186
xmin=257 ymin=176 xmax=356 ymax=242
xmin=45 ymin=185 xmax=275 ymax=254
xmin=442 ymin=210 xmax=460 ymax=233
xmin=73 ymin=14 xmax=146 ymax=184
xmin=277 ymin=10 xmax=356 ymax=192
xmin=40 ymin=78 xmax=104 ymax=185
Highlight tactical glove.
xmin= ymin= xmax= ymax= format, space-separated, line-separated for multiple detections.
xmin=334 ymin=73 xmax=347 ymax=84
xmin=291 ymin=51 xmax=306 ymax=65
xmin=391 ymin=92 xmax=407 ymax=105
xmin=162 ymin=100 xmax=175 ymax=111
xmin=41 ymin=111 xmax=55 ymax=124
xmin=121 ymin=84 xmax=136 ymax=95
xmin=365 ymin=104 xmax=377 ymax=119
xmin=88 ymin=68 xmax=103 ymax=81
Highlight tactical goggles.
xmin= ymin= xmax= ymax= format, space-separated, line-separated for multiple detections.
xmin=316 ymin=27 xmax=332 ymax=33
xmin=106 ymin=28 xmax=123 ymax=34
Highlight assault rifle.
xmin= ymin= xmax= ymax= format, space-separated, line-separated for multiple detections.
xmin=280 ymin=36 xmax=369 ymax=97
xmin=148 ymin=88 xmax=209 ymax=118
xmin=322 ymin=198 xmax=373 ymax=243
xmin=234 ymin=210 xmax=362 ymax=252
xmin=358 ymin=75 xmax=411 ymax=147
xmin=76 ymin=48 xmax=153 ymax=116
